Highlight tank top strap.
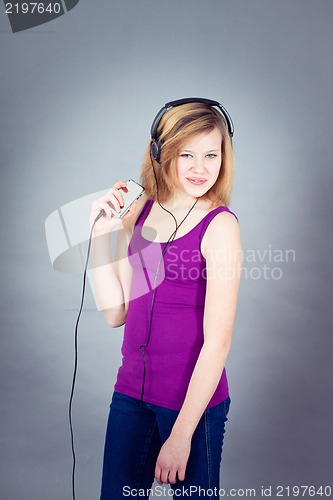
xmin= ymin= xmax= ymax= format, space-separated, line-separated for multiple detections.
xmin=134 ymin=199 xmax=238 ymax=235
xmin=134 ymin=198 xmax=154 ymax=227
xmin=198 ymin=206 xmax=239 ymax=240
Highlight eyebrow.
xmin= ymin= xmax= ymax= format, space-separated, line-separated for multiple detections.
xmin=180 ymin=149 xmax=220 ymax=153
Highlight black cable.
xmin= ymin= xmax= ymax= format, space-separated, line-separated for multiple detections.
xmin=69 ymin=175 xmax=198 ymax=494
xmin=69 ymin=215 xmax=100 ymax=500
xmin=135 ymin=156 xmax=199 ymax=445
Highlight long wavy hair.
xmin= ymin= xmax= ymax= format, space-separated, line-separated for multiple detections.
xmin=140 ymin=102 xmax=235 ymax=208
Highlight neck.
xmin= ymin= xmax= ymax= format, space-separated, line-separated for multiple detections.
xmin=163 ymin=190 xmax=199 ymax=211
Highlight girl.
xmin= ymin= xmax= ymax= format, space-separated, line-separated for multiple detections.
xmin=90 ymin=98 xmax=242 ymax=498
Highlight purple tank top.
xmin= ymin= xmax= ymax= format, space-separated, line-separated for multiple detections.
xmin=114 ymin=199 xmax=239 ymax=410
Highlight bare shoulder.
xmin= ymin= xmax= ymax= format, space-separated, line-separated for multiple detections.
xmin=201 ymin=210 xmax=241 ymax=259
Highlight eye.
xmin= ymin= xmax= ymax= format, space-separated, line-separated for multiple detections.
xmin=206 ymin=153 xmax=218 ymax=159
xmin=179 ymin=153 xmax=193 ymax=158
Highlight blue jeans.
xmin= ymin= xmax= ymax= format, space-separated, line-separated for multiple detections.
xmin=100 ymin=391 xmax=231 ymax=499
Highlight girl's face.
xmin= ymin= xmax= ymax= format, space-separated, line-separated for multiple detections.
xmin=176 ymin=127 xmax=223 ymax=199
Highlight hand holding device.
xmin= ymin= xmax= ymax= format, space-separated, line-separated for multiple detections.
xmin=90 ymin=179 xmax=144 ymax=234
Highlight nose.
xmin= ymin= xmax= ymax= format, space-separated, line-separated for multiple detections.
xmin=191 ymin=156 xmax=206 ymax=173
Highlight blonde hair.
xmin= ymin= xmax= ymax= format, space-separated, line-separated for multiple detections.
xmin=140 ymin=102 xmax=235 ymax=208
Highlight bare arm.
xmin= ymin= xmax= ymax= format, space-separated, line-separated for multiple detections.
xmin=90 ymin=182 xmax=147 ymax=328
xmin=171 ymin=212 xmax=242 ymax=437
xmin=91 ymin=231 xmax=128 ymax=328
xmin=155 ymin=211 xmax=242 ymax=484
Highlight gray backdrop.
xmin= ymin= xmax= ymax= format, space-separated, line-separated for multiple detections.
xmin=1 ymin=1 xmax=332 ymax=499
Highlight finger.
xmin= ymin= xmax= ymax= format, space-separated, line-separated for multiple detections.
xmin=154 ymin=464 xmax=162 ymax=485
xmin=104 ymin=190 xmax=124 ymax=211
xmin=111 ymin=188 xmax=125 ymax=209
xmin=110 ymin=181 xmax=129 ymax=202
xmin=129 ymin=201 xmax=137 ymax=212
xmin=104 ymin=190 xmax=126 ymax=213
xmin=114 ymin=181 xmax=128 ymax=192
xmin=123 ymin=201 xmax=137 ymax=219
xmin=94 ymin=195 xmax=117 ymax=215
xmin=102 ymin=182 xmax=128 ymax=210
xmin=161 ymin=468 xmax=170 ymax=484
xmin=177 ymin=467 xmax=186 ymax=481
xmin=168 ymin=469 xmax=177 ymax=484
xmin=101 ymin=181 xmax=127 ymax=201
xmin=95 ymin=201 xmax=113 ymax=220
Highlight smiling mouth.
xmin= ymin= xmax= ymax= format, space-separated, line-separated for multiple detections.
xmin=186 ymin=178 xmax=207 ymax=185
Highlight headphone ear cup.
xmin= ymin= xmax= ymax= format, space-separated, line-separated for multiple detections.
xmin=150 ymin=140 xmax=161 ymax=164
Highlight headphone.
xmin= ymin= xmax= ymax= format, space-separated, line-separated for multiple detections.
xmin=150 ymin=97 xmax=234 ymax=164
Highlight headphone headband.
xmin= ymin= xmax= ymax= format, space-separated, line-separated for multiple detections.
xmin=150 ymin=97 xmax=234 ymax=164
